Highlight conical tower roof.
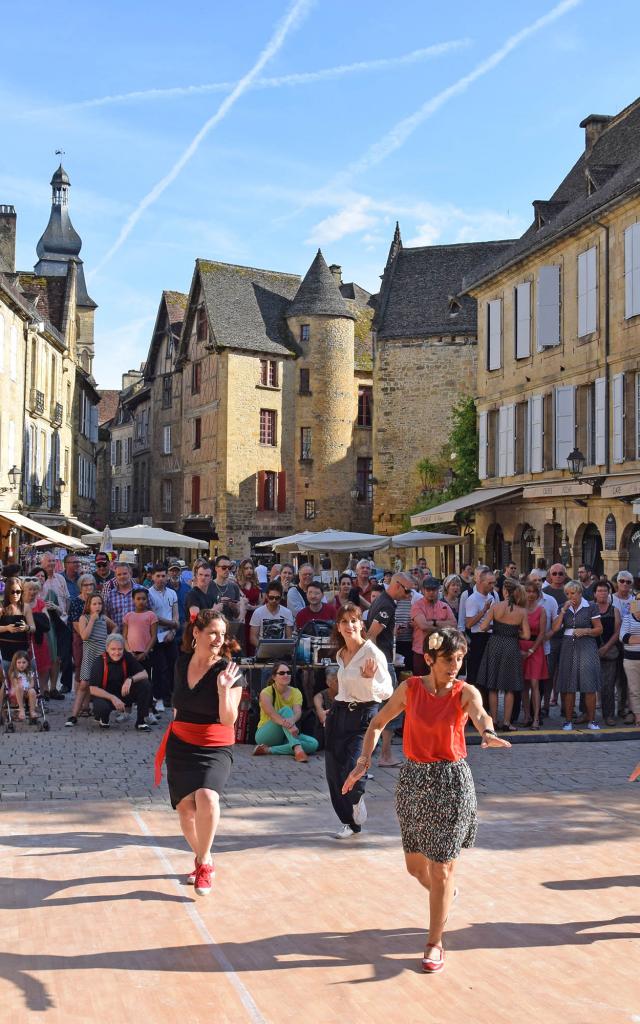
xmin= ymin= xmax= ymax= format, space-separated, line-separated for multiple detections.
xmin=34 ymin=164 xmax=96 ymax=309
xmin=287 ymin=249 xmax=355 ymax=319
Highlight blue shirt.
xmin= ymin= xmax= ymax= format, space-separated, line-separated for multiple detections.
xmin=63 ymin=574 xmax=80 ymax=601
xmin=167 ymin=578 xmax=190 ymax=631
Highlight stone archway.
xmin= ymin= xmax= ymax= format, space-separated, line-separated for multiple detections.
xmin=574 ymin=521 xmax=604 ymax=576
xmin=620 ymin=521 xmax=640 ymax=578
xmin=544 ymin=522 xmax=562 ymax=567
xmin=486 ymin=523 xmax=505 ymax=571
xmin=514 ymin=522 xmax=536 ymax=575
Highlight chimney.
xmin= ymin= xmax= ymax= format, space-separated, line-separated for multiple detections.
xmin=122 ymin=369 xmax=143 ymax=389
xmin=0 ymin=205 xmax=17 ymax=273
xmin=329 ymin=263 xmax=342 ymax=286
xmin=579 ymin=114 xmax=612 ymax=154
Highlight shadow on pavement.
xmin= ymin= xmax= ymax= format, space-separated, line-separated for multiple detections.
xmin=542 ymin=874 xmax=640 ymax=890
xmin=0 ymin=873 xmax=193 ymax=909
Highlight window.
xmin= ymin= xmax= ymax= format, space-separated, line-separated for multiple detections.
xmin=515 ymin=402 xmax=528 ymax=474
xmin=125 ymin=437 xmax=132 ymax=464
xmin=123 ymin=485 xmax=130 ymax=513
xmin=528 ymin=395 xmax=544 ymax=474
xmin=111 ymin=485 xmax=119 ymax=513
xmin=163 ymin=425 xmax=172 ymax=454
xmin=594 ymin=378 xmax=606 ymax=465
xmin=196 ymin=306 xmax=208 ymax=342
xmin=191 ymin=475 xmax=200 ymax=514
xmin=256 ymin=470 xmax=285 ymax=512
xmin=536 ymin=265 xmax=561 ymax=348
xmin=613 ymin=373 xmax=625 ymax=464
xmin=300 ymin=324 xmax=310 ymax=343
xmin=487 ymin=299 xmax=502 ymax=370
xmin=111 ymin=440 xmax=117 ymax=466
xmin=259 ymin=359 xmax=278 ymax=387
xmin=164 ymin=334 xmax=173 ymax=370
xmin=194 ymin=417 xmax=202 ymax=449
xmin=259 ymin=408 xmax=277 ymax=446
xmin=162 ymin=375 xmax=172 ymax=408
xmin=304 ymin=499 xmax=316 ymax=520
xmin=300 ymin=427 xmax=312 ymax=460
xmin=10 ymin=324 xmax=18 ymax=382
xmin=356 ymin=457 xmax=373 ymax=503
xmin=498 ymin=405 xmax=515 ymax=477
xmin=264 ymin=471 xmax=276 ymax=511
xmin=478 ymin=410 xmax=488 ymax=480
xmin=162 ymin=480 xmax=173 ymax=514
xmin=554 ymin=386 xmax=575 ymax=469
xmin=299 ymin=368 xmax=310 ymax=394
xmin=115 ymin=439 xmax=122 ymax=466
xmin=514 ymin=282 xmax=531 ymax=359
xmin=578 ymin=247 xmax=597 ymax=337
xmin=191 ymin=361 xmax=202 ymax=394
xmin=624 ymin=223 xmax=640 ymax=319
xmin=357 ymin=386 xmax=373 ymax=427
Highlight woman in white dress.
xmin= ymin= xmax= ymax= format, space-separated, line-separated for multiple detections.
xmin=324 ymin=602 xmax=392 ymax=839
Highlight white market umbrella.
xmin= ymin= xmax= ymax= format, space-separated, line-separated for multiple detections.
xmin=255 ymin=531 xmax=320 ymax=551
xmin=294 ymin=529 xmax=390 ymax=553
xmin=81 ymin=524 xmax=209 ymax=550
xmin=391 ymin=530 xmax=463 ymax=548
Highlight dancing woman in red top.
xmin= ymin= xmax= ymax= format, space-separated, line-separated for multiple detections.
xmin=343 ymin=627 xmax=510 ymax=974
xmin=155 ymin=610 xmax=242 ymax=896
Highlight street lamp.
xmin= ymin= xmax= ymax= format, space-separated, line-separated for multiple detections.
xmin=443 ymin=467 xmax=456 ymax=490
xmin=566 ymin=448 xmax=586 ymax=481
xmin=0 ymin=465 xmax=22 ymax=494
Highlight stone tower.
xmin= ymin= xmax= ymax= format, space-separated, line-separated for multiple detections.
xmin=35 ymin=164 xmax=97 ymax=372
xmin=286 ymin=249 xmax=357 ymax=531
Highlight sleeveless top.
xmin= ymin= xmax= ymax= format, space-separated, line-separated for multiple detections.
xmin=172 ymin=651 xmax=243 ymax=725
xmin=403 ymin=676 xmax=468 ymax=764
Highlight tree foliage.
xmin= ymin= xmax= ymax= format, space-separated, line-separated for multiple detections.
xmin=408 ymin=396 xmax=479 ymax=526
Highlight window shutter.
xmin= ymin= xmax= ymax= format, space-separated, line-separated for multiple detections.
xmin=506 ymin=404 xmax=515 ymax=476
xmin=257 ymin=470 xmax=266 ymax=511
xmin=478 ymin=411 xmax=488 ymax=479
xmin=594 ymin=377 xmax=606 ymax=465
xmin=277 ymin=470 xmax=286 ymax=513
xmin=111 ymin=440 xmax=116 ymax=465
xmin=487 ymin=300 xmax=501 ymax=370
xmin=191 ymin=475 xmax=201 ymax=513
xmin=578 ymin=247 xmax=597 ymax=337
xmin=498 ymin=407 xmax=508 ymax=476
xmin=624 ymin=223 xmax=640 ymax=319
xmin=554 ymin=385 xmax=575 ymax=469
xmin=530 ymin=395 xmax=543 ymax=473
xmin=515 ymin=282 xmax=531 ymax=358
xmin=90 ymin=405 xmax=99 ymax=442
xmin=613 ymin=373 xmax=625 ymax=463
xmin=536 ymin=265 xmax=561 ymax=348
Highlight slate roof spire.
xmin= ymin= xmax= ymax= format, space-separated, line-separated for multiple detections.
xmin=34 ymin=164 xmax=96 ymax=309
xmin=287 ymin=249 xmax=355 ymax=319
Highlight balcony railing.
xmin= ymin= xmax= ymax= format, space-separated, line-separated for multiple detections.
xmin=51 ymin=402 xmax=63 ymax=426
xmin=30 ymin=388 xmax=45 ymax=415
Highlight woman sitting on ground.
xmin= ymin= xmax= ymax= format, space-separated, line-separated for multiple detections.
xmin=253 ymin=662 xmax=319 ymax=762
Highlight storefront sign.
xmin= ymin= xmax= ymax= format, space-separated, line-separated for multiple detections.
xmin=523 ymin=482 xmax=593 ymax=499
xmin=601 ymin=476 xmax=640 ymax=499
xmin=604 ymin=514 xmax=616 ymax=550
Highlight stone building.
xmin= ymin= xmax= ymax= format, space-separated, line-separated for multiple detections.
xmin=372 ymin=225 xmax=513 ymax=536
xmin=103 ymin=371 xmax=142 ymax=527
xmin=414 ymin=96 xmax=640 ymax=578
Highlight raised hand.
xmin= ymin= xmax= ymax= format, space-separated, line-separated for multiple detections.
xmin=218 ymin=661 xmax=241 ymax=689
xmin=360 ymin=657 xmax=377 ymax=679
xmin=342 ymin=761 xmax=367 ymax=794
xmin=629 ymin=761 xmax=640 ymax=782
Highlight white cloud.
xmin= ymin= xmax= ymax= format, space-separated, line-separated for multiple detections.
xmin=306 ymin=198 xmax=378 ymax=244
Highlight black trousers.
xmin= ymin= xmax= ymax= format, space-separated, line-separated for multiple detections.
xmin=324 ymin=701 xmax=378 ymax=831
xmin=150 ymin=640 xmax=178 ymax=703
xmin=93 ymin=679 xmax=152 ymax=725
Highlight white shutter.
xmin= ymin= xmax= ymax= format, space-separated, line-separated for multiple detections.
xmin=90 ymin=405 xmax=99 ymax=443
xmin=515 ymin=282 xmax=531 ymax=358
xmin=613 ymin=372 xmax=625 ymax=463
xmin=487 ymin=300 xmax=502 ymax=370
xmin=536 ymin=265 xmax=561 ymax=348
xmin=555 ymin=386 xmax=575 ymax=469
xmin=578 ymin=247 xmax=597 ymax=337
xmin=498 ymin=407 xmax=508 ymax=476
xmin=506 ymin=404 xmax=515 ymax=476
xmin=624 ymin=223 xmax=640 ymax=319
xmin=478 ymin=410 xmax=488 ymax=479
xmin=530 ymin=395 xmax=543 ymax=473
xmin=594 ymin=377 xmax=606 ymax=465
xmin=111 ymin=440 xmax=117 ymax=466
xmin=163 ymin=425 xmax=171 ymax=454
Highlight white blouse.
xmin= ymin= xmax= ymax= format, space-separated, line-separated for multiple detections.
xmin=335 ymin=639 xmax=393 ymax=704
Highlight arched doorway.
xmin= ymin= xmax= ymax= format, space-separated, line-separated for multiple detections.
xmin=580 ymin=522 xmax=604 ymax=576
xmin=516 ymin=523 xmax=536 ymax=575
xmin=486 ymin=523 xmax=505 ymax=571
xmin=621 ymin=522 xmax=640 ymax=579
xmin=543 ymin=522 xmax=562 ymax=567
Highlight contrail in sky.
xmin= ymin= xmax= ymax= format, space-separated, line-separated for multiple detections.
xmin=89 ymin=0 xmax=314 ymax=278
xmin=294 ymin=0 xmax=583 ymax=216
xmin=32 ymin=39 xmax=470 ymax=114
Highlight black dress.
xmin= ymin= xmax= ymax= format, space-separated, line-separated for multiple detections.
xmin=165 ymin=652 xmax=243 ymax=809
xmin=477 ymin=620 xmax=524 ymax=693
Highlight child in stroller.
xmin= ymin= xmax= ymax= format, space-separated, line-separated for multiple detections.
xmin=2 ymin=650 xmax=49 ymax=730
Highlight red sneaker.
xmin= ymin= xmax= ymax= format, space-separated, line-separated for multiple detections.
xmin=194 ymin=861 xmax=215 ymax=896
xmin=422 ymin=944 xmax=445 ymax=973
xmin=187 ymin=857 xmax=199 ymax=885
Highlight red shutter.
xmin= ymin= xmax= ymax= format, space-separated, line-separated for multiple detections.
xmin=257 ymin=470 xmax=266 ymax=511
xmin=277 ymin=470 xmax=286 ymax=513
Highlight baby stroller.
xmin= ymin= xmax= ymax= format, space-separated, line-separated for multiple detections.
xmin=2 ymin=667 xmax=50 ymax=733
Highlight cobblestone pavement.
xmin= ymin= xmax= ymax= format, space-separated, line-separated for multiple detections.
xmin=1 ymin=693 xmax=638 ymax=805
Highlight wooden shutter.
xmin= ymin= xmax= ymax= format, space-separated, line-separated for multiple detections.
xmin=624 ymin=223 xmax=640 ymax=319
xmin=487 ymin=300 xmax=501 ymax=370
xmin=515 ymin=282 xmax=531 ymax=358
xmin=277 ymin=470 xmax=286 ymax=513
xmin=578 ymin=247 xmax=597 ymax=337
xmin=191 ymin=475 xmax=200 ymax=514
xmin=554 ymin=385 xmax=575 ymax=469
xmin=594 ymin=377 xmax=606 ymax=465
xmin=613 ymin=373 xmax=625 ymax=463
xmin=257 ymin=470 xmax=266 ymax=511
xmin=536 ymin=265 xmax=561 ymax=348
xmin=530 ymin=395 xmax=543 ymax=473
xmin=478 ymin=410 xmax=488 ymax=479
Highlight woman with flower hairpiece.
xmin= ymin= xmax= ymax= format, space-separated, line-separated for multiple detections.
xmin=343 ymin=625 xmax=510 ymax=975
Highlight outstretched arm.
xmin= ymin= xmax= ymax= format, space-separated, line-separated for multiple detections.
xmin=342 ymin=682 xmax=408 ymax=793
xmin=461 ymin=683 xmax=512 ymax=749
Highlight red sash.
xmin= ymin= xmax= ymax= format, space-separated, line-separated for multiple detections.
xmin=154 ymin=720 xmax=235 ymax=786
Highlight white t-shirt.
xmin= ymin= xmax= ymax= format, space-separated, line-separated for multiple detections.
xmin=255 ymin=564 xmax=268 ymax=586
xmin=146 ymin=585 xmax=178 ymax=642
xmin=249 ymin=603 xmax=294 ymax=639
xmin=464 ymin=588 xmax=498 ymax=633
xmin=537 ymin=592 xmax=558 ymax=655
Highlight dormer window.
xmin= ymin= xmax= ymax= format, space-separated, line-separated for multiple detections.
xmin=448 ymin=297 xmax=462 ymax=317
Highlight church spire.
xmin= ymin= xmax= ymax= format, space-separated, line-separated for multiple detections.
xmin=34 ymin=164 xmax=96 ymax=309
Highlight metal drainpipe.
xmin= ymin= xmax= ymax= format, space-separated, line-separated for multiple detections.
xmin=594 ymin=220 xmax=610 ymax=475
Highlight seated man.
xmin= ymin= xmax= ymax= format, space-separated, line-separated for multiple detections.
xmin=88 ymin=633 xmax=152 ymax=731
xmin=249 ymin=581 xmax=294 ymax=649
xmin=295 ymin=582 xmax=336 ymax=631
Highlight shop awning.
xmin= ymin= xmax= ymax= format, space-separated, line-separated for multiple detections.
xmin=0 ymin=510 xmax=87 ymax=550
xmin=410 ymin=487 xmax=522 ymax=527
xmin=66 ymin=517 xmax=100 ymax=535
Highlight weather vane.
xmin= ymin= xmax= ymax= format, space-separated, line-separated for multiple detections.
xmin=55 ymin=149 xmax=65 ymax=156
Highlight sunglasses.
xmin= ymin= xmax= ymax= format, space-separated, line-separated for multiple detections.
xmin=275 ymin=670 xmax=291 ymax=676
xmin=7 ymin=588 xmax=23 ymax=594
xmin=550 ymin=572 xmax=565 ymax=577
xmin=398 ymin=584 xmax=412 ymax=595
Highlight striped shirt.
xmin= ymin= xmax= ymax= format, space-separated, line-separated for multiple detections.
xmin=620 ymin=611 xmax=640 ymax=660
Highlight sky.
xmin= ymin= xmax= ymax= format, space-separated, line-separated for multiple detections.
xmin=2 ymin=0 xmax=640 ymax=388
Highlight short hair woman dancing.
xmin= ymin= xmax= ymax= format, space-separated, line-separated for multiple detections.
xmin=343 ymin=626 xmax=511 ymax=973
xmin=154 ymin=609 xmax=243 ymax=896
